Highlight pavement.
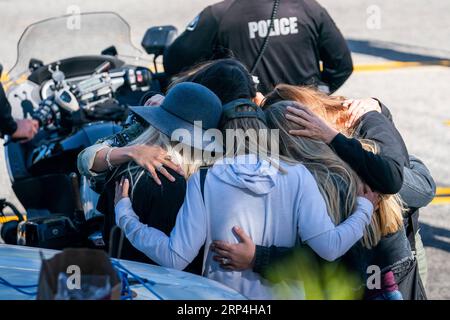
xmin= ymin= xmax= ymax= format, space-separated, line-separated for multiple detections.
xmin=0 ymin=0 xmax=449 ymax=299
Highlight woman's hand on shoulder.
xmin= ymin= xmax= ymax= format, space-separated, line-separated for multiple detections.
xmin=144 ymin=94 xmax=165 ymax=106
xmin=126 ymin=144 xmax=185 ymax=185
xmin=343 ymin=98 xmax=382 ymax=128
xmin=357 ymin=183 xmax=380 ymax=210
xmin=114 ymin=177 xmax=130 ymax=206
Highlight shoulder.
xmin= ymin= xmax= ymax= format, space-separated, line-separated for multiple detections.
xmin=357 ymin=111 xmax=393 ymax=135
xmin=281 ymin=162 xmax=317 ymax=188
xmin=189 ymin=1 xmax=234 ymax=29
xmin=209 ymin=0 xmax=236 ymax=20
xmin=356 ymin=111 xmax=407 ymax=149
xmin=135 ymin=168 xmax=186 ymax=193
xmin=302 ymin=0 xmax=328 ymax=17
xmin=186 ymin=171 xmax=202 ymax=191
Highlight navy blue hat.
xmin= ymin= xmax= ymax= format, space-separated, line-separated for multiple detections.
xmin=130 ymin=82 xmax=223 ymax=150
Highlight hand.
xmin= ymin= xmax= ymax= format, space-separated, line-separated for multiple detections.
xmin=144 ymin=94 xmax=165 ymax=106
xmin=211 ymin=226 xmax=256 ymax=271
xmin=253 ymin=92 xmax=265 ymax=106
xmin=11 ymin=119 xmax=39 ymax=142
xmin=286 ymin=105 xmax=339 ymax=144
xmin=126 ymin=144 xmax=185 ymax=185
xmin=342 ymin=98 xmax=381 ymax=128
xmin=114 ymin=177 xmax=130 ymax=206
xmin=358 ymin=183 xmax=380 ymax=210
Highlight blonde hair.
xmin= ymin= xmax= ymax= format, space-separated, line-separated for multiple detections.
xmin=221 ymin=105 xmax=281 ymax=170
xmin=264 ymin=85 xmax=405 ymax=248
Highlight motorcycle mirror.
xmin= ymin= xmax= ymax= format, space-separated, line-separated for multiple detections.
xmin=101 ymin=46 xmax=118 ymax=57
xmin=141 ymin=25 xmax=178 ymax=56
xmin=29 ymin=58 xmax=44 ymax=72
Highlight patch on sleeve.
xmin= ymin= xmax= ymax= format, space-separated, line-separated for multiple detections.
xmin=186 ymin=14 xmax=200 ymax=31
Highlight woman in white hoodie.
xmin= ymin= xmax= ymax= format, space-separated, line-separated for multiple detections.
xmin=114 ymin=98 xmax=378 ymax=299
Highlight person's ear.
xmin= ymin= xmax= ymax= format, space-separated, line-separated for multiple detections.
xmin=253 ymin=92 xmax=265 ymax=106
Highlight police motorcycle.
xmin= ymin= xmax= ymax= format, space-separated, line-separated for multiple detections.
xmin=0 ymin=12 xmax=178 ymax=249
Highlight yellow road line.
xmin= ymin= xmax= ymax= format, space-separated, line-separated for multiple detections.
xmin=0 ymin=216 xmax=19 ymax=224
xmin=431 ymin=196 xmax=450 ymax=205
xmin=436 ymin=187 xmax=450 ymax=195
xmin=1 ymin=73 xmax=28 ymax=91
xmin=354 ymin=60 xmax=450 ymax=72
xmin=432 ymin=187 xmax=450 ymax=205
xmin=0 ymin=72 xmax=9 ymax=83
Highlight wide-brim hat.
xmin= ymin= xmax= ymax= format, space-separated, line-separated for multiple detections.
xmin=130 ymin=82 xmax=223 ymax=151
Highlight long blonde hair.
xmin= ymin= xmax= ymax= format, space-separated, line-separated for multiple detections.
xmin=264 ymin=85 xmax=405 ymax=248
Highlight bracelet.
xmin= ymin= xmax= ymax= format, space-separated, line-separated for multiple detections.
xmin=106 ymin=147 xmax=117 ymax=171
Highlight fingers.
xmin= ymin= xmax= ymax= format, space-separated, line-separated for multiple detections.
xmin=288 ymin=129 xmax=312 ymax=137
xmin=253 ymin=92 xmax=265 ymax=106
xmin=114 ymin=177 xmax=130 ymax=205
xmin=349 ymin=108 xmax=365 ymax=128
xmin=361 ymin=184 xmax=380 ymax=208
xmin=161 ymin=158 xmax=185 ymax=176
xmin=212 ymin=256 xmax=237 ymax=270
xmin=156 ymin=165 xmax=175 ymax=182
xmin=135 ymin=145 xmax=183 ymax=183
xmin=232 ymin=226 xmax=252 ymax=243
xmin=346 ymin=100 xmax=362 ymax=127
xmin=211 ymin=247 xmax=232 ymax=259
xmin=285 ymin=113 xmax=311 ymax=128
xmin=212 ymin=240 xmax=235 ymax=252
xmin=121 ymin=178 xmax=130 ymax=197
xmin=117 ymin=176 xmax=125 ymax=193
xmin=286 ymin=106 xmax=313 ymax=120
xmin=145 ymin=165 xmax=162 ymax=186
xmin=144 ymin=94 xmax=165 ymax=106
xmin=155 ymin=147 xmax=184 ymax=176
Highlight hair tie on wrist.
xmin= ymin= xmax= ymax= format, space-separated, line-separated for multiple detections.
xmin=106 ymin=147 xmax=117 ymax=171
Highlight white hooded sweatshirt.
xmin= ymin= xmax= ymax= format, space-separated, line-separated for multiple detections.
xmin=115 ymin=155 xmax=373 ymax=299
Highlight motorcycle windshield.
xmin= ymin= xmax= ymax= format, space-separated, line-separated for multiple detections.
xmin=7 ymin=11 xmax=149 ymax=81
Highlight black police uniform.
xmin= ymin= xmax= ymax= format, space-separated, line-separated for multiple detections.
xmin=0 ymin=64 xmax=18 ymax=138
xmin=164 ymin=0 xmax=353 ymax=94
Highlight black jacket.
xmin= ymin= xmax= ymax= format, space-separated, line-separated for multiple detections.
xmin=164 ymin=0 xmax=353 ymax=94
xmin=253 ymin=103 xmax=433 ymax=277
xmin=329 ymin=109 xmax=409 ymax=194
xmin=0 ymin=76 xmax=18 ymax=138
xmin=97 ymin=167 xmax=203 ymax=275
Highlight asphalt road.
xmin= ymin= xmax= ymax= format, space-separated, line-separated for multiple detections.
xmin=0 ymin=0 xmax=449 ymax=299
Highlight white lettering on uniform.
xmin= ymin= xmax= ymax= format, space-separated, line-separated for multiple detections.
xmin=269 ymin=19 xmax=280 ymax=36
xmin=258 ymin=20 xmax=268 ymax=37
xmin=289 ymin=17 xmax=299 ymax=34
xmin=279 ymin=17 xmax=290 ymax=35
xmin=248 ymin=21 xmax=258 ymax=39
xmin=248 ymin=17 xmax=299 ymax=39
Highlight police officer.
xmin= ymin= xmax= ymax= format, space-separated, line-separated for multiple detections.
xmin=0 ymin=63 xmax=39 ymax=141
xmin=164 ymin=0 xmax=353 ymax=94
